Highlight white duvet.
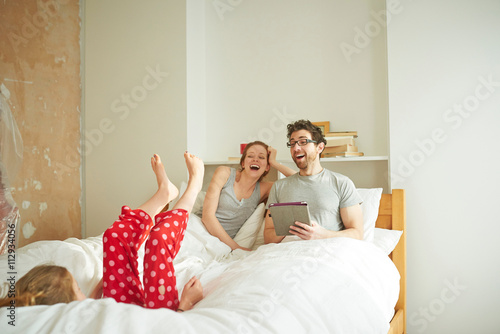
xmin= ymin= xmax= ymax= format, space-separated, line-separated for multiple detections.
xmin=0 ymin=214 xmax=399 ymax=334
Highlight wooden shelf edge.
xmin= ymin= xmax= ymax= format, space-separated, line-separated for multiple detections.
xmin=319 ymin=156 xmax=389 ymax=162
xmin=203 ymin=161 xmax=241 ymax=165
xmin=204 ymin=156 xmax=389 ymax=165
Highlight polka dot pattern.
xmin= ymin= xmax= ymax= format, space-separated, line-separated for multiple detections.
xmin=143 ymin=209 xmax=188 ymax=309
xmin=103 ymin=206 xmax=189 ymax=310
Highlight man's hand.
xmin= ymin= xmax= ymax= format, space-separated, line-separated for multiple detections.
xmin=289 ymin=221 xmax=332 ymax=240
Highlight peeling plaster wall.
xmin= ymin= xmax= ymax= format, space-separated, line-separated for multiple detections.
xmin=0 ymin=0 xmax=81 ymax=246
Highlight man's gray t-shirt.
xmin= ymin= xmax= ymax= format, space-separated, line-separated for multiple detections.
xmin=266 ymin=169 xmax=362 ymax=231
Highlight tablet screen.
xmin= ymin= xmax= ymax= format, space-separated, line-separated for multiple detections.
xmin=269 ymin=202 xmax=311 ymax=236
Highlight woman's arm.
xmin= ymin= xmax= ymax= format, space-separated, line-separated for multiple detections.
xmin=268 ymin=146 xmax=296 ymax=177
xmin=201 ymin=167 xmax=250 ymax=251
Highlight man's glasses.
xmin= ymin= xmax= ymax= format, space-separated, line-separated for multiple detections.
xmin=286 ymin=139 xmax=317 ymax=148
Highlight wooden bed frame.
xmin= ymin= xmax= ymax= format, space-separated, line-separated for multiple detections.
xmin=376 ymin=189 xmax=406 ymax=334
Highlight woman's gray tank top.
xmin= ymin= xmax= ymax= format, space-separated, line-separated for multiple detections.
xmin=216 ymin=168 xmax=261 ymax=238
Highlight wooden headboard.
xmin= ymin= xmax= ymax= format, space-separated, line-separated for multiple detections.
xmin=376 ymin=189 xmax=406 ymax=334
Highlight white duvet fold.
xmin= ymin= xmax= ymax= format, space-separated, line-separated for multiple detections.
xmin=0 ymin=214 xmax=399 ymax=334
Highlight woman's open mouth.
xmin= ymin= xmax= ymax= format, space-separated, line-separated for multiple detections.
xmin=249 ymin=164 xmax=260 ymax=170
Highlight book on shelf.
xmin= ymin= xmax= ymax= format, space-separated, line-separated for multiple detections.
xmin=325 ymin=131 xmax=358 ymax=138
xmin=324 ymin=137 xmax=356 ymax=147
xmin=321 ymin=129 xmax=363 ymax=157
xmin=322 ymin=151 xmax=365 ymax=158
xmin=227 ymin=157 xmax=241 ymax=161
xmin=322 ymin=144 xmax=358 ymax=154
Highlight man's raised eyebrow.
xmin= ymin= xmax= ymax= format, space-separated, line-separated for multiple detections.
xmin=291 ymin=135 xmax=310 ymax=140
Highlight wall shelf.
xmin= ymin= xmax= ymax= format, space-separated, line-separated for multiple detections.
xmin=320 ymin=156 xmax=389 ymax=162
xmin=204 ymin=156 xmax=388 ymax=165
xmin=204 ymin=160 xmax=241 ymax=165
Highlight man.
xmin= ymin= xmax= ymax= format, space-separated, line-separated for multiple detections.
xmin=264 ymin=119 xmax=363 ymax=244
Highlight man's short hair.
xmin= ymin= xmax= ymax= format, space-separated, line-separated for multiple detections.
xmin=286 ymin=119 xmax=327 ymax=147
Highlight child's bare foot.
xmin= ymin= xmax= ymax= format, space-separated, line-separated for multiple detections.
xmin=151 ymin=154 xmax=179 ymax=203
xmin=171 ymin=152 xmax=204 ymax=213
xmin=184 ymin=152 xmax=204 ymax=193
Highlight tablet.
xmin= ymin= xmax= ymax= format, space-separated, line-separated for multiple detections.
xmin=268 ymin=201 xmax=311 ymax=236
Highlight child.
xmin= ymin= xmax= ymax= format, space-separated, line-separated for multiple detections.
xmin=0 ymin=152 xmax=205 ymax=312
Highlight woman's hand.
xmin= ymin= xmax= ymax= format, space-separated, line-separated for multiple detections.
xmin=268 ymin=146 xmax=278 ymax=167
xmin=178 ymin=276 xmax=203 ymax=311
xmin=267 ymin=146 xmax=296 ymax=177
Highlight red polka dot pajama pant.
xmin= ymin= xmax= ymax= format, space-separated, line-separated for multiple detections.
xmin=102 ymin=206 xmax=188 ymax=310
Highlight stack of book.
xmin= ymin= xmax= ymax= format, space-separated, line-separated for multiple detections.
xmin=321 ymin=131 xmax=364 ymax=158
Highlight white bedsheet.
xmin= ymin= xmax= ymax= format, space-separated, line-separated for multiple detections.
xmin=0 ymin=214 xmax=399 ymax=334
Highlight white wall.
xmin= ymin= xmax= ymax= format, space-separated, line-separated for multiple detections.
xmin=187 ymin=0 xmax=207 ymax=157
xmin=84 ymin=0 xmax=187 ymax=237
xmin=204 ymin=0 xmax=389 ymax=161
xmin=82 ymin=2 xmax=500 ymax=331
xmin=83 ymin=0 xmax=391 ymax=231
xmin=387 ymin=0 xmax=500 ymax=332
xmin=85 ymin=0 xmax=392 ymax=235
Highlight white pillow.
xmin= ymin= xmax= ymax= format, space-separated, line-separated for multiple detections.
xmin=192 ymin=190 xmax=206 ymax=216
xmin=251 ymin=216 xmax=266 ymax=250
xmin=177 ymin=181 xmax=206 ymax=216
xmin=233 ymin=203 xmax=266 ymax=248
xmin=373 ymin=228 xmax=403 ymax=255
xmin=357 ymin=188 xmax=383 ymax=242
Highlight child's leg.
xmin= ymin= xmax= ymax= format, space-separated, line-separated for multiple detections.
xmin=102 ymin=208 xmax=153 ymax=306
xmin=137 ymin=154 xmax=179 ymax=219
xmin=143 ymin=152 xmax=204 ymax=310
xmin=142 ymin=209 xmax=188 ymax=309
xmin=171 ymin=152 xmax=204 ymax=213
xmin=102 ymin=154 xmax=178 ymax=306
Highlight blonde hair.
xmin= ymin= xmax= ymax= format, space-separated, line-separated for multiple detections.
xmin=0 ymin=265 xmax=76 ymax=307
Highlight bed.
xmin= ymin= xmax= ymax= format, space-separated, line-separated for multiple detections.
xmin=377 ymin=189 xmax=406 ymax=334
xmin=0 ymin=188 xmax=406 ymax=334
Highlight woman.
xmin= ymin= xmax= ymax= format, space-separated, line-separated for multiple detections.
xmin=1 ymin=153 xmax=204 ymax=312
xmin=201 ymin=141 xmax=295 ymax=250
